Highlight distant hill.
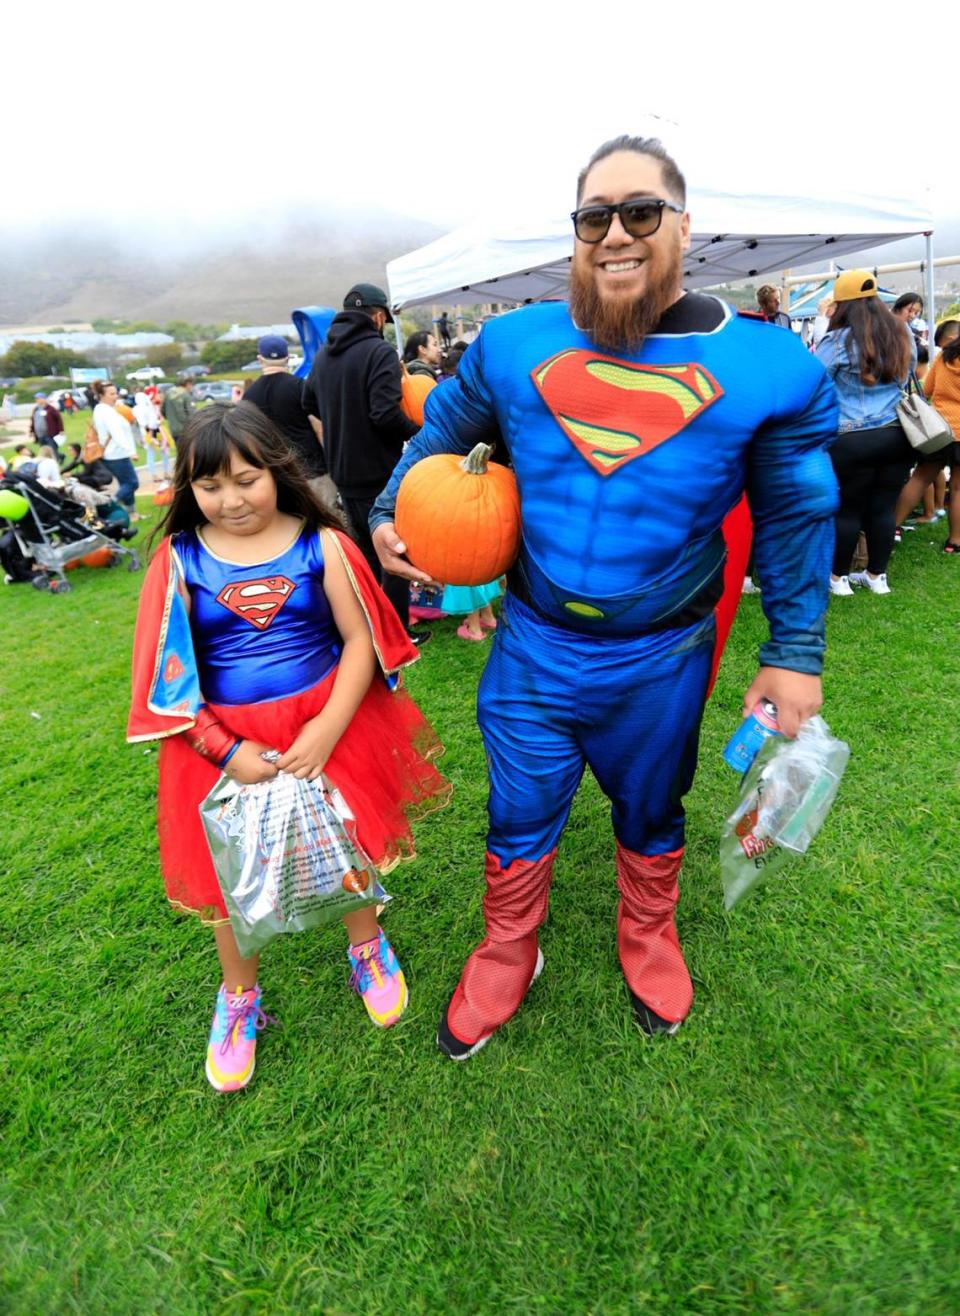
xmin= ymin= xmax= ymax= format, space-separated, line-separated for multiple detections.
xmin=3 ymin=208 xmax=957 ymax=329
xmin=0 ymin=211 xmax=443 ymax=327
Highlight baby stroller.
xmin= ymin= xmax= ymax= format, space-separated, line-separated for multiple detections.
xmin=0 ymin=472 xmax=141 ymax=593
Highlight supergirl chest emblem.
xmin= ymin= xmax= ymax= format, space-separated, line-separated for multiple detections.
xmin=531 ymin=349 xmax=723 ymax=476
xmin=216 ymin=575 xmax=296 ymax=630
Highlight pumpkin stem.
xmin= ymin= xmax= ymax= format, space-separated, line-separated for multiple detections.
xmin=460 ymin=443 xmax=494 ymax=475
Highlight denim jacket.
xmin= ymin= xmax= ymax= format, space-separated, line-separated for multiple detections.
xmin=814 ymin=327 xmax=915 ymax=433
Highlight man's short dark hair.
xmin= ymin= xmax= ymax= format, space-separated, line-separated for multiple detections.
xmin=577 ymin=135 xmax=687 ymax=206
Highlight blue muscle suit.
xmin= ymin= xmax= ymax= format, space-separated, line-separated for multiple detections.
xmin=372 ymin=292 xmax=839 ymax=1039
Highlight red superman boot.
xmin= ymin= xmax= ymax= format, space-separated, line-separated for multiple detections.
xmin=436 ymin=850 xmax=554 ymax=1060
xmin=616 ymin=844 xmax=693 ymax=1036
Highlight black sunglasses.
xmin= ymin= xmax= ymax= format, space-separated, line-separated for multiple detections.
xmin=570 ymin=198 xmax=684 ymax=243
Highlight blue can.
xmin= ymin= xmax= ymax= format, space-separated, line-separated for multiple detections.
xmin=723 ymin=699 xmax=781 ymax=773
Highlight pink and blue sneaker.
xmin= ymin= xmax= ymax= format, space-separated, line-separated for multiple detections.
xmin=205 ymin=983 xmax=273 ymax=1092
xmin=348 ymin=930 xmax=409 ymax=1028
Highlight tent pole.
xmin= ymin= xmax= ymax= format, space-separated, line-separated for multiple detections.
xmin=924 ymin=232 xmax=936 ymax=348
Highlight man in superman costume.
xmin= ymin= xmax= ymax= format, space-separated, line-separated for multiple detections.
xmin=373 ymin=135 xmax=840 ymax=1058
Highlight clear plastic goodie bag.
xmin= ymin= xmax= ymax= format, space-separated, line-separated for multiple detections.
xmin=720 ymin=715 xmax=850 ymax=910
xmin=200 ymin=762 xmax=387 ymax=956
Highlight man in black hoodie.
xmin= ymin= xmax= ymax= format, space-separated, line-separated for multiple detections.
xmin=302 ymin=282 xmax=425 ymax=640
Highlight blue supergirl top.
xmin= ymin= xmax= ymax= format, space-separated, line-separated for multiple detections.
xmin=815 ymin=326 xmax=915 ymax=432
xmin=174 ymin=523 xmax=341 ymax=705
xmin=373 ymin=294 xmax=839 ymax=674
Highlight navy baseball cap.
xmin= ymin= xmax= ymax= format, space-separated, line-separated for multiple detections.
xmin=343 ymin=283 xmax=394 ymax=323
xmin=257 ymin=334 xmax=290 ymax=360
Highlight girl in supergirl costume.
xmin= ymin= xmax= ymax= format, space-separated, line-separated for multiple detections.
xmin=127 ymin=403 xmax=448 ymax=1092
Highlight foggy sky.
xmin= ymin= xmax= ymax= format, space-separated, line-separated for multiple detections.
xmin=3 ymin=1 xmax=953 ymax=247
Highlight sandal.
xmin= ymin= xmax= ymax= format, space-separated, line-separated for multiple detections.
xmin=943 ymin=542 xmax=960 ymax=555
xmin=457 ymin=622 xmax=486 ymax=642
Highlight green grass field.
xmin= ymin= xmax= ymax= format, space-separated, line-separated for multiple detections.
xmin=1 ymin=485 xmax=958 ymax=1314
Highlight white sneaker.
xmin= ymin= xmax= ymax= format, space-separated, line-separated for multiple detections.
xmin=849 ymin=571 xmax=891 ymax=595
xmin=829 ymin=575 xmax=854 ymax=596
xmin=742 ymin=575 xmax=761 ymax=595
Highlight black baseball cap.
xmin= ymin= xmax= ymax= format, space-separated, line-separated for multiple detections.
xmin=343 ymin=282 xmax=394 ymax=322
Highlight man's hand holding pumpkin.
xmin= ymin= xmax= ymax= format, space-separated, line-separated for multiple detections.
xmin=372 ymin=521 xmax=436 ymax=585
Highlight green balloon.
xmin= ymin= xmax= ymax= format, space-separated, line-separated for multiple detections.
xmin=0 ymin=490 xmax=30 ymax=522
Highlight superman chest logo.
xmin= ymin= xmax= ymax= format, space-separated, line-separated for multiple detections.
xmin=531 ymin=349 xmax=723 ymax=476
xmin=216 ymin=575 xmax=296 ymax=630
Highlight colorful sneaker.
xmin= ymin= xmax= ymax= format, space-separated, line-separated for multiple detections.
xmin=849 ymin=570 xmax=891 ymax=595
xmin=348 ymin=930 xmax=408 ymax=1027
xmin=205 ymin=983 xmax=272 ymax=1093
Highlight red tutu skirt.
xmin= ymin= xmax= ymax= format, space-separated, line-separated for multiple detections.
xmin=157 ymin=671 xmax=449 ymax=924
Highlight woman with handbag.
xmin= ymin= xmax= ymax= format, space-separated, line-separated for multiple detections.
xmin=91 ymin=380 xmax=141 ymax=521
xmin=815 ymin=270 xmax=915 ymax=596
xmin=892 ymin=320 xmax=959 ymax=537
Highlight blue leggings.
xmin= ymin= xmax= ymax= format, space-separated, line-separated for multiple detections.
xmin=477 ymin=595 xmax=715 ymax=866
xmin=103 ymin=457 xmax=139 ymax=512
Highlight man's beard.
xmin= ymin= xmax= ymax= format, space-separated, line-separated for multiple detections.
xmin=569 ymin=252 xmax=682 ymax=353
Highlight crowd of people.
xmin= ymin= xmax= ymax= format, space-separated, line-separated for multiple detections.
xmin=750 ymin=276 xmax=956 ymax=596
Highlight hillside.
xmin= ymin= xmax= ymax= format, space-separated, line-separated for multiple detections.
xmin=0 ymin=213 xmax=443 ymax=327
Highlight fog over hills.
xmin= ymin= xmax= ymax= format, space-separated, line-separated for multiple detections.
xmin=2 ymin=206 xmax=958 ymax=330
xmin=0 ymin=209 xmax=443 ymax=327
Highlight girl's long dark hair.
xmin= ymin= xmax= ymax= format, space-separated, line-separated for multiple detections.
xmin=829 ymin=298 xmax=912 ymax=385
xmin=402 ymin=331 xmax=432 ymax=363
xmin=153 ymin=402 xmax=343 ymax=544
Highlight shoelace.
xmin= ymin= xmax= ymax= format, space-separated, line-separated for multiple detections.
xmin=219 ymin=992 xmax=276 ymax=1056
xmin=350 ymin=941 xmax=388 ymax=994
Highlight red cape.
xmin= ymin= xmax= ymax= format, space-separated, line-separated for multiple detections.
xmin=710 ymin=495 xmax=753 ymax=695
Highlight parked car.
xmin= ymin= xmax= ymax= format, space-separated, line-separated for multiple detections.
xmin=180 ymin=364 xmax=210 ymax=378
xmin=46 ymin=388 xmax=90 ymax=411
xmin=126 ymin=366 xmax=165 ymax=382
xmin=194 ymin=381 xmax=236 ymax=403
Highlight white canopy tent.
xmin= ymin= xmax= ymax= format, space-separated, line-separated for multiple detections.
xmin=387 ymin=184 xmax=934 ymax=313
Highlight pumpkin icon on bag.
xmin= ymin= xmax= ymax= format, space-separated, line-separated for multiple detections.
xmin=734 ymin=808 xmax=758 ymax=839
xmin=342 ymin=868 xmax=369 ymax=894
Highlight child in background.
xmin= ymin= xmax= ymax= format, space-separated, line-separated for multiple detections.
xmin=35 ymin=445 xmax=63 ymax=488
xmin=442 ymin=579 xmax=502 ymax=641
xmin=135 ymin=387 xmax=172 ymax=483
xmin=128 ymin=402 xmax=448 ymax=1092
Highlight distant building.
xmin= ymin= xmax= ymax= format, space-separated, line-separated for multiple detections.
xmin=216 ymin=323 xmax=296 ymax=342
xmin=0 ymin=330 xmax=174 ymax=355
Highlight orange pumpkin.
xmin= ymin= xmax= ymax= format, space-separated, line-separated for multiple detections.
xmin=400 ymin=371 xmax=435 ymax=427
xmin=395 ymin=442 xmax=520 ymax=586
xmin=153 ymin=487 xmax=173 ymax=506
xmin=342 ymin=868 xmax=369 ymax=894
xmin=66 ymin=546 xmax=114 ymax=571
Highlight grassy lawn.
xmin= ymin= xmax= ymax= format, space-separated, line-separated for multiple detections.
xmin=1 ymin=498 xmax=957 ymax=1314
